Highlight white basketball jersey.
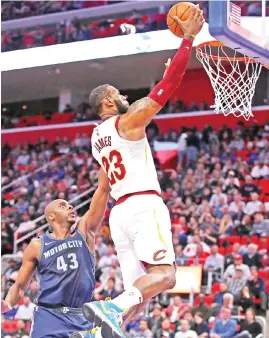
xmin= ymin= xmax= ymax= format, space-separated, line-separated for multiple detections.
xmin=91 ymin=116 xmax=161 ymax=201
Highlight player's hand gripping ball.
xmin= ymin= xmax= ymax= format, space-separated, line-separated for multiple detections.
xmin=167 ymin=2 xmax=204 ymax=38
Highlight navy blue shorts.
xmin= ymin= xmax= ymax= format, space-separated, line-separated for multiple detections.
xmin=30 ymin=306 xmax=93 ymax=338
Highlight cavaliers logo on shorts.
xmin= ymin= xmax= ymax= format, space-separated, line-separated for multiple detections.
xmin=153 ymin=249 xmax=167 ymax=261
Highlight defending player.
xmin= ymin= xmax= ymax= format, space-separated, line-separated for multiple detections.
xmin=1 ymin=169 xmax=110 ymax=338
xmin=80 ymin=7 xmax=205 ymax=338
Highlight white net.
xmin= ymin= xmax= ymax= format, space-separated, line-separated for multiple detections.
xmin=196 ymin=43 xmax=262 ymax=120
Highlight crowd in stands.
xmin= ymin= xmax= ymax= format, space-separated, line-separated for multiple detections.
xmin=2 ymin=118 xmax=269 ymax=337
xmin=3 ymin=1 xmax=268 ymax=52
xmin=1 ymin=100 xmax=210 ymax=130
xmin=1 ymin=1 xmax=109 ymax=21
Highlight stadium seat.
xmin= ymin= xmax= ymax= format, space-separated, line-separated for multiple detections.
xmin=240 ymin=236 xmax=248 ymax=245
xmin=235 ymin=150 xmax=249 ymax=160
xmin=258 ymin=270 xmax=269 ymax=280
xmin=225 ymin=236 xmax=240 ymax=244
xmin=218 ymin=247 xmax=225 ymax=255
xmin=212 ymin=283 xmax=221 ymax=294
xmin=225 ymin=245 xmax=234 ymax=255
xmin=251 ymin=236 xmax=259 ymax=244
xmin=2 ymin=320 xmax=18 ymax=333
xmin=258 ymin=180 xmax=269 ymax=195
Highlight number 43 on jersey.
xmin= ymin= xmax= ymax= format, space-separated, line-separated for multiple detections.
xmin=57 ymin=253 xmax=78 ymax=272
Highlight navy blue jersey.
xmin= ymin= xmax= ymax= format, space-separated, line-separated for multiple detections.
xmin=36 ymin=229 xmax=95 ymax=308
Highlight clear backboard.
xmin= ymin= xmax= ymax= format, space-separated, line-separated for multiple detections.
xmin=196 ymin=0 xmax=268 ymax=120
xmin=208 ymin=0 xmax=269 ymax=66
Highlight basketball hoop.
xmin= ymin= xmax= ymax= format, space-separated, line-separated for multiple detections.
xmin=196 ymin=41 xmax=263 ymax=120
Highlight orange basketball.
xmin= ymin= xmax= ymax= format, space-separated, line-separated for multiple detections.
xmin=167 ymin=2 xmax=196 ymax=38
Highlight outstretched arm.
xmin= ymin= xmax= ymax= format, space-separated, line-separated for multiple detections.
xmin=2 ymin=240 xmax=39 ymax=312
xmin=121 ymin=6 xmax=204 ymax=129
xmin=78 ymin=167 xmax=110 ymax=235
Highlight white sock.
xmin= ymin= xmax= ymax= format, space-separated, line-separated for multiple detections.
xmin=95 ymin=327 xmax=103 ymax=338
xmin=111 ymin=286 xmax=143 ymax=311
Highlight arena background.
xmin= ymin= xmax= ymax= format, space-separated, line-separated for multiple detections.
xmin=1 ymin=1 xmax=269 ymax=338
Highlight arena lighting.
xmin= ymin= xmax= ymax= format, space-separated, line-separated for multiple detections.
xmin=1 ymin=17 xmax=268 ymax=72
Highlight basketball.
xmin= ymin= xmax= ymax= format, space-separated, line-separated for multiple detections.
xmin=167 ymin=2 xmax=196 ymax=38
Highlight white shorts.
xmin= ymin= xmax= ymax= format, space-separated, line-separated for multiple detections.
xmin=109 ymin=194 xmax=175 ymax=289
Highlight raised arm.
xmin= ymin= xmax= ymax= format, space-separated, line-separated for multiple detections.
xmin=2 ymin=240 xmax=40 ymax=312
xmin=78 ymin=167 xmax=110 ymax=235
xmin=120 ymin=6 xmax=204 ymax=130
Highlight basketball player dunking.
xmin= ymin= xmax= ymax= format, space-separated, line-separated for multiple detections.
xmin=77 ymin=7 xmax=204 ymax=338
xmin=1 ymin=169 xmax=110 ymax=338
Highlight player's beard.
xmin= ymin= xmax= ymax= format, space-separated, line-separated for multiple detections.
xmin=115 ymin=99 xmax=129 ymax=115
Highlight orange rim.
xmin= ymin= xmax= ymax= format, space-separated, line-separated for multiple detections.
xmin=196 ymin=40 xmax=258 ymax=63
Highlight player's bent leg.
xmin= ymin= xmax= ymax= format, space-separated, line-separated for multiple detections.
xmin=134 ymin=264 xmax=176 ymax=299
xmin=122 ymin=301 xmax=149 ymax=323
xmin=112 ymin=263 xmax=176 ymax=310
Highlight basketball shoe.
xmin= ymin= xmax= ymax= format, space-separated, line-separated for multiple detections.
xmin=70 ymin=327 xmax=100 ymax=338
xmin=82 ymin=300 xmax=126 ymax=338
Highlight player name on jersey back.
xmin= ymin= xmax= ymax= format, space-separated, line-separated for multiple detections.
xmin=93 ymin=136 xmax=112 ymax=153
xmin=91 ymin=116 xmax=161 ymax=201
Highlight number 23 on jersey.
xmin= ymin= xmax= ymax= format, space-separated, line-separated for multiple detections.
xmin=102 ymin=150 xmax=126 ymax=185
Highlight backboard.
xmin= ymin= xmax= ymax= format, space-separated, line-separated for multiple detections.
xmin=208 ymin=0 xmax=269 ymax=67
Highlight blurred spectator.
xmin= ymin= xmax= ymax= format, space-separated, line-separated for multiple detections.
xmin=229 ymin=135 xmax=245 ymax=151
xmin=240 ymin=176 xmax=259 ymax=198
xmin=228 ymin=192 xmax=245 ymax=216
xmin=177 ymin=128 xmax=188 ymax=166
xmin=209 ymin=186 xmax=227 ymax=208
xmin=222 ymin=170 xmax=240 ymax=195
xmin=97 ymin=277 xmax=119 ymax=300
xmin=175 ymin=244 xmax=188 ymax=266
xmin=219 ymin=214 xmax=234 ymax=236
xmin=247 ymin=2 xmax=262 ymax=16
xmin=242 ymin=244 xmax=262 ymax=269
xmin=134 ymin=319 xmax=153 ymax=338
xmin=14 ymin=320 xmax=29 ymax=338
xmin=192 ymin=294 xmax=212 ymax=321
xmin=25 ymin=280 xmax=39 ymax=302
xmin=224 ymin=255 xmax=251 ymax=280
xmin=63 ymin=104 xmax=73 ymax=113
xmin=186 ymin=128 xmax=200 ymax=169
xmin=148 ymin=304 xmax=163 ymax=337
xmin=164 ymin=296 xmax=192 ymax=323
xmin=251 ymin=159 xmax=269 ymax=179
xmin=244 ymin=193 xmax=263 ymax=216
xmin=212 ymin=283 xmax=229 ymax=306
xmin=204 ymin=245 xmax=224 ymax=278
xmin=15 ymin=296 xmax=36 ymax=320
xmin=97 ymin=244 xmax=117 ymax=269
xmin=251 ymin=212 xmax=269 ymax=235
xmin=226 ymin=267 xmax=247 ymax=303
xmin=183 ymin=236 xmax=211 ymax=257
xmin=193 ymin=312 xmax=210 ymax=337
xmin=3 ymin=259 xmax=18 ymax=279
xmin=95 ymin=235 xmax=108 ymax=257
xmin=99 ymin=260 xmax=122 ymax=293
xmin=237 ymin=308 xmax=262 ymax=338
xmin=210 ymin=308 xmax=237 ymax=338
xmin=247 ymin=266 xmax=267 ymax=313
xmin=16 ymin=213 xmax=36 ymax=234
xmin=155 ymin=318 xmax=174 ymax=338
xmin=237 ymin=286 xmax=253 ymax=315
xmin=175 ymin=319 xmax=198 ymax=338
